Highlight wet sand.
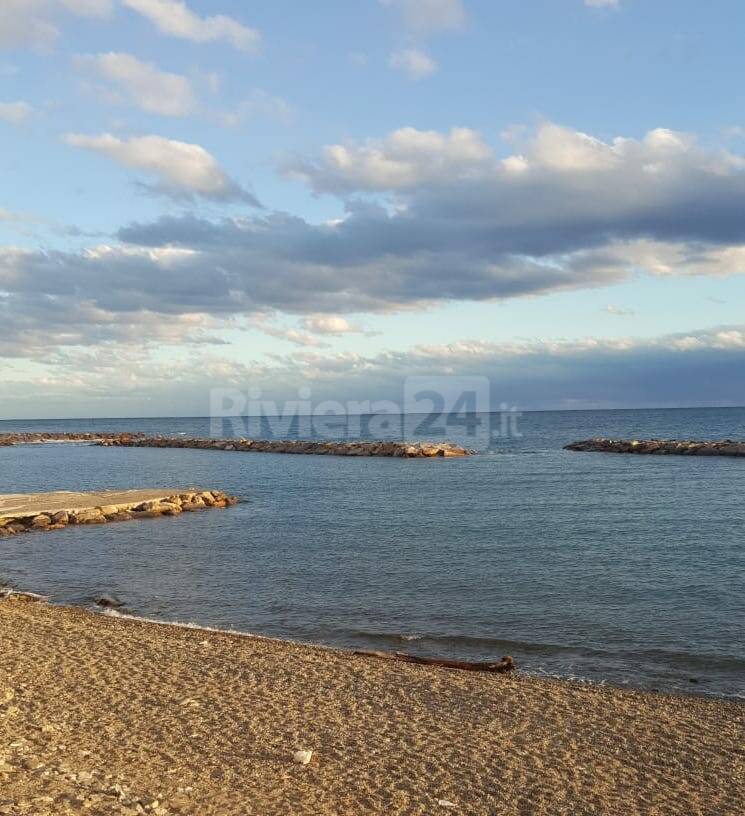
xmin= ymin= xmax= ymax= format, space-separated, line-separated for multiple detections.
xmin=0 ymin=595 xmax=742 ymax=815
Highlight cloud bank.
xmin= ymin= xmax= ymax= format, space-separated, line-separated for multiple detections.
xmin=4 ymin=121 xmax=745 ymax=411
xmin=389 ymin=48 xmax=437 ymax=80
xmin=3 ymin=325 xmax=745 ymax=418
xmin=1 ymin=122 xmax=744 ymax=361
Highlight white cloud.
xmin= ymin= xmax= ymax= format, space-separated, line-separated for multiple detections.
xmin=299 ymin=315 xmax=379 ymax=337
xmin=63 ymin=133 xmax=252 ymax=202
xmin=287 ymin=126 xmax=491 ymax=192
xmin=76 ymin=52 xmax=196 ymax=117
xmin=286 ymin=123 xmax=745 ymax=262
xmin=59 ymin=0 xmax=112 ymax=15
xmin=0 ymin=0 xmax=61 ymax=49
xmin=389 ymin=48 xmax=437 ymax=81
xmin=219 ymin=90 xmax=293 ymax=128
xmin=381 ymin=0 xmax=465 ymax=34
xmin=585 ymin=0 xmax=619 ymax=7
xmin=253 ymin=318 xmax=328 ymax=348
xmin=0 ymin=101 xmax=33 ymax=124
xmin=0 ymin=0 xmax=112 ymax=50
xmin=603 ymin=239 xmax=745 ymax=279
xmin=604 ymin=304 xmax=635 ymax=317
xmin=122 ymin=0 xmax=260 ymax=53
xmin=527 ymin=121 xmax=622 ymax=171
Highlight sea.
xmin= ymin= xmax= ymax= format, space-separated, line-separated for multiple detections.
xmin=1 ymin=407 xmax=744 ymax=699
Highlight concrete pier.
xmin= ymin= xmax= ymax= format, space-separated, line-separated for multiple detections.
xmin=0 ymin=489 xmax=238 ymax=538
xmin=0 ymin=432 xmax=132 ymax=446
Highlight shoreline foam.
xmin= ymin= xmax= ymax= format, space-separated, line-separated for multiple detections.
xmin=0 ymin=585 xmax=740 ymax=702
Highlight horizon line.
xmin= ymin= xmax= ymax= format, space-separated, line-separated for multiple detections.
xmin=2 ymin=404 xmax=745 ymax=423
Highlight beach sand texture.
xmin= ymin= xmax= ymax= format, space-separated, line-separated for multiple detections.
xmin=0 ymin=596 xmax=742 ymax=815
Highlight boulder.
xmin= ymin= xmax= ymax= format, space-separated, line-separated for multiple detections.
xmin=69 ymin=509 xmax=105 ymax=525
xmin=107 ymin=511 xmax=134 ymax=522
xmin=131 ymin=509 xmax=163 ymax=519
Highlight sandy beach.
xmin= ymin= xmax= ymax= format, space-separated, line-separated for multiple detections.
xmin=0 ymin=595 xmax=741 ymax=815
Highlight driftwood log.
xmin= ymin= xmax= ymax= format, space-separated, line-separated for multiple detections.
xmin=353 ymin=650 xmax=515 ymax=673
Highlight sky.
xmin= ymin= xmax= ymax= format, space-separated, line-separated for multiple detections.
xmin=2 ymin=0 xmax=745 ymax=418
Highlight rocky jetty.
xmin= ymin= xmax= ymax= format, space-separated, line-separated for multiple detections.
xmin=0 ymin=432 xmax=144 ymax=447
xmin=0 ymin=488 xmax=237 ymax=539
xmin=0 ymin=432 xmax=472 ymax=457
xmin=565 ymin=438 xmax=745 ymax=457
xmin=97 ymin=435 xmax=473 ymax=458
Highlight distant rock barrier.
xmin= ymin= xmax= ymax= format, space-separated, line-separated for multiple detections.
xmin=98 ymin=435 xmax=473 ymax=458
xmin=0 ymin=489 xmax=237 ymax=539
xmin=565 ymin=438 xmax=745 ymax=457
xmin=0 ymin=432 xmax=471 ymax=457
xmin=0 ymin=432 xmax=145 ymax=447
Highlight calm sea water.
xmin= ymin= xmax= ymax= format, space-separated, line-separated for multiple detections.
xmin=1 ymin=408 xmax=744 ymax=698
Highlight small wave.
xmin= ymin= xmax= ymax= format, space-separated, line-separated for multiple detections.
xmin=340 ymin=629 xmax=745 ymax=674
xmin=0 ymin=586 xmax=48 ymax=601
xmin=343 ymin=629 xmax=573 ymax=656
xmin=98 ymin=608 xmax=345 ymax=654
xmin=631 ymin=648 xmax=745 ymax=674
xmin=4 ymin=596 xmax=740 ymax=700
xmin=486 ymin=447 xmax=554 ymax=455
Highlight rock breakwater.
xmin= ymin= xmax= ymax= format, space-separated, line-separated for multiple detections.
xmin=0 ymin=488 xmax=237 ymax=539
xmin=0 ymin=432 xmax=145 ymax=446
xmin=0 ymin=432 xmax=472 ymax=457
xmin=565 ymin=438 xmax=745 ymax=457
xmin=98 ymin=435 xmax=472 ymax=458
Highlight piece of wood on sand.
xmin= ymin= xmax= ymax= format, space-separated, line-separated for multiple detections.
xmin=353 ymin=650 xmax=515 ymax=673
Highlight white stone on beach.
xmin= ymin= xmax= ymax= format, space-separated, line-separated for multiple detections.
xmin=293 ymin=749 xmax=313 ymax=765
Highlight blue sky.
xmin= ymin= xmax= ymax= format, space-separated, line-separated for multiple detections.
xmin=2 ymin=0 xmax=745 ymax=418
